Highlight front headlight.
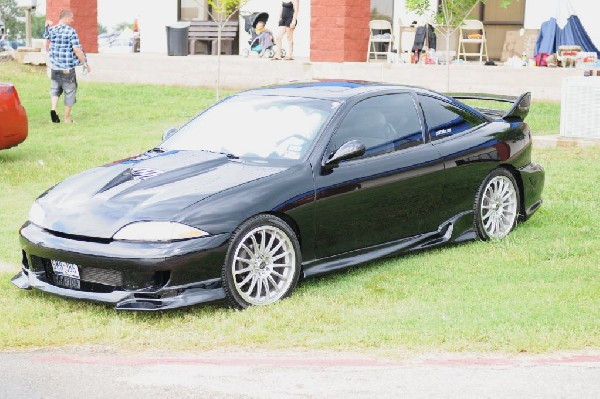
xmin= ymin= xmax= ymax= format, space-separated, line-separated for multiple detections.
xmin=113 ymin=221 xmax=210 ymax=242
xmin=28 ymin=202 xmax=46 ymax=227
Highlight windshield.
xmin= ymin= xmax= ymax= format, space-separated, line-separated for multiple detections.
xmin=162 ymin=95 xmax=337 ymax=160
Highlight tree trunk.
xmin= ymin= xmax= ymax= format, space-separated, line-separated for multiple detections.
xmin=216 ymin=24 xmax=222 ymax=101
xmin=446 ymin=33 xmax=451 ymax=92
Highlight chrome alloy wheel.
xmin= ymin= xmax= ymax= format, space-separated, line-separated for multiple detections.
xmin=480 ymin=175 xmax=518 ymax=239
xmin=231 ymin=225 xmax=296 ymax=306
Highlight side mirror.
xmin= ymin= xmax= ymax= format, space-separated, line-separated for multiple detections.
xmin=323 ymin=140 xmax=365 ymax=169
xmin=162 ymin=127 xmax=178 ymax=142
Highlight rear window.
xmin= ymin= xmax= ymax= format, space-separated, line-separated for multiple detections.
xmin=418 ymin=95 xmax=485 ymax=140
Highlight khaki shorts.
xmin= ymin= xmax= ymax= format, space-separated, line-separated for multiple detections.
xmin=50 ymin=69 xmax=77 ymax=106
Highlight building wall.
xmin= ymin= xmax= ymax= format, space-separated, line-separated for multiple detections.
xmin=139 ymin=0 xmax=178 ymax=53
xmin=46 ymin=0 xmax=98 ymax=53
xmin=524 ymin=0 xmax=600 ymax=49
xmin=311 ymin=0 xmax=370 ymax=62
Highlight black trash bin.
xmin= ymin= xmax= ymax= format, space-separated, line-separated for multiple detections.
xmin=166 ymin=22 xmax=190 ymax=56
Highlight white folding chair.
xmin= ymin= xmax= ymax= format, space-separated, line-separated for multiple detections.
xmin=457 ymin=19 xmax=489 ymax=63
xmin=367 ymin=20 xmax=394 ymax=62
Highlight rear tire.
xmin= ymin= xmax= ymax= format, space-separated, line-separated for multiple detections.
xmin=474 ymin=168 xmax=520 ymax=240
xmin=222 ymin=214 xmax=301 ymax=309
xmin=242 ymin=48 xmax=250 ymax=57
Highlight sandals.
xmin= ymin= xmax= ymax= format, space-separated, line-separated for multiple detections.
xmin=50 ymin=110 xmax=60 ymax=123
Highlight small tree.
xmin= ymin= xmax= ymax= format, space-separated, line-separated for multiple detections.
xmin=0 ymin=0 xmax=25 ymax=41
xmin=97 ymin=23 xmax=108 ymax=35
xmin=114 ymin=21 xmax=134 ymax=33
xmin=406 ymin=0 xmax=515 ymax=91
xmin=206 ymin=0 xmax=251 ymax=100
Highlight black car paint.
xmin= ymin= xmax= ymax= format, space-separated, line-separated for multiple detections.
xmin=34 ymin=150 xmax=287 ymax=239
xmin=13 ymin=82 xmax=544 ymax=310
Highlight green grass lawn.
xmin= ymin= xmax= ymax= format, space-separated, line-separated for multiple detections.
xmin=0 ymin=62 xmax=597 ymax=354
xmin=461 ymin=98 xmax=561 ymax=135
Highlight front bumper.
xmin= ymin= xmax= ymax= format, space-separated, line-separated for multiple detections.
xmin=11 ymin=271 xmax=226 ymax=310
xmin=13 ymin=222 xmax=230 ymax=310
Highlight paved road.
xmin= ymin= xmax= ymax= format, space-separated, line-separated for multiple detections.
xmin=1 ymin=349 xmax=599 ymax=398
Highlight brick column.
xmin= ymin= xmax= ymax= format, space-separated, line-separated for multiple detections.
xmin=310 ymin=0 xmax=370 ymax=62
xmin=46 ymin=0 xmax=98 ymax=53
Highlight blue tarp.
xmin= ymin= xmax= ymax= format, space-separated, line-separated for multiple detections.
xmin=535 ymin=15 xmax=600 ymax=56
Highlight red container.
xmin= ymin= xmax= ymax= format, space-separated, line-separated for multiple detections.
xmin=0 ymin=83 xmax=28 ymax=150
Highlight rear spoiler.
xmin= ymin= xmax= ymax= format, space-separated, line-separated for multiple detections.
xmin=448 ymin=92 xmax=531 ymax=121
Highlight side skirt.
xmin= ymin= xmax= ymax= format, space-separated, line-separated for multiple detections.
xmin=302 ymin=211 xmax=474 ymax=278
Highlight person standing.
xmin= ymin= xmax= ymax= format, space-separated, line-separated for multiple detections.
xmin=44 ymin=9 xmax=90 ymax=123
xmin=274 ymin=0 xmax=299 ymax=60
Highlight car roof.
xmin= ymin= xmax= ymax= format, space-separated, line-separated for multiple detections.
xmin=237 ymin=80 xmax=446 ymax=102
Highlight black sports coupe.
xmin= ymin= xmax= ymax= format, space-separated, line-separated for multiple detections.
xmin=12 ymin=81 xmax=545 ymax=310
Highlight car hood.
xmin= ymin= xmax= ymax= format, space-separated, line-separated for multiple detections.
xmin=36 ymin=150 xmax=285 ymax=238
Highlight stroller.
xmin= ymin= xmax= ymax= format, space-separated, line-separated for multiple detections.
xmin=241 ymin=12 xmax=285 ymax=58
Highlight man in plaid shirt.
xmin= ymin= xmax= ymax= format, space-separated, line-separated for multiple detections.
xmin=44 ymin=9 xmax=90 ymax=123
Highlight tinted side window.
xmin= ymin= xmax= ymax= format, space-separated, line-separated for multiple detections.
xmin=330 ymin=94 xmax=423 ymax=159
xmin=418 ymin=95 xmax=485 ymax=140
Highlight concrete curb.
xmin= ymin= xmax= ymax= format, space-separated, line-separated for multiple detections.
xmin=533 ymin=135 xmax=600 ymax=148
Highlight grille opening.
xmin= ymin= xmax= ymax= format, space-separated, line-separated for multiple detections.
xmin=123 ymin=270 xmax=171 ymax=290
xmin=45 ymin=229 xmax=112 ymax=244
xmin=81 ymin=266 xmax=123 ymax=287
xmin=40 ymin=258 xmax=122 ymax=290
xmin=133 ymin=293 xmax=162 ymax=300
xmin=21 ymin=250 xmax=29 ymax=270
xmin=34 ymin=257 xmax=172 ymax=294
xmin=30 ymin=256 xmax=47 ymax=272
xmin=153 ymin=270 xmax=171 ymax=288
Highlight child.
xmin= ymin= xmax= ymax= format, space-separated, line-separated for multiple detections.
xmin=255 ymin=20 xmax=274 ymax=55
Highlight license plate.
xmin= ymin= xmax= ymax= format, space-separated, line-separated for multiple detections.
xmin=54 ymin=275 xmax=81 ymax=290
xmin=51 ymin=260 xmax=80 ymax=279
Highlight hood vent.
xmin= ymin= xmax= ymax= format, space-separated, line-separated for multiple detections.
xmin=131 ymin=168 xmax=165 ymax=181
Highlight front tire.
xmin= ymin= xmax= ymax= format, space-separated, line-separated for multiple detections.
xmin=223 ymin=215 xmax=301 ymax=309
xmin=474 ymin=168 xmax=520 ymax=240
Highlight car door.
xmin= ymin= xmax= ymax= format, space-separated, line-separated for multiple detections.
xmin=418 ymin=94 xmax=497 ymax=221
xmin=313 ymin=93 xmax=446 ymax=259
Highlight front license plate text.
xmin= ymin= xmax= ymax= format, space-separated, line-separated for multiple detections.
xmin=54 ymin=275 xmax=81 ymax=290
xmin=51 ymin=260 xmax=80 ymax=279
